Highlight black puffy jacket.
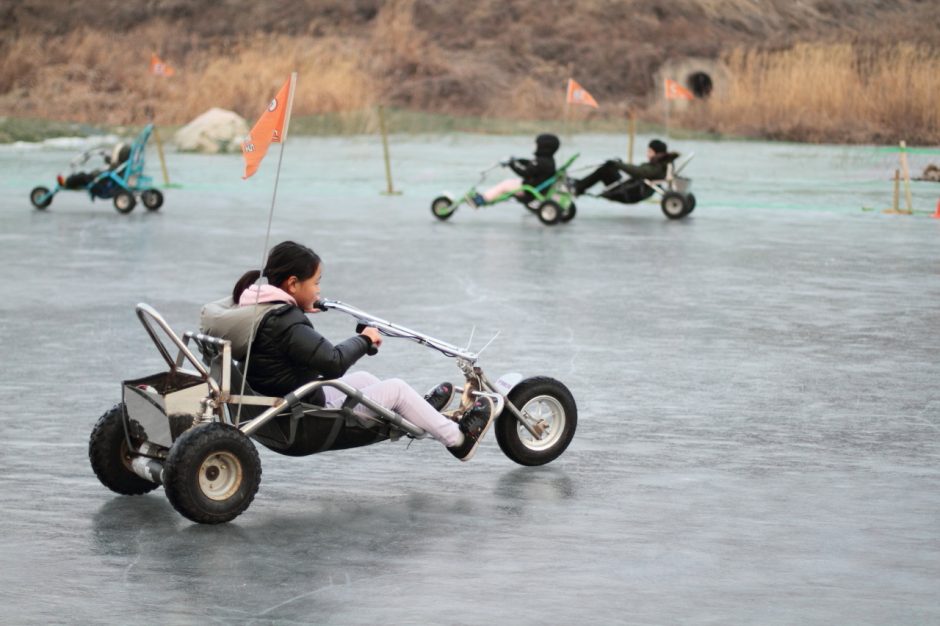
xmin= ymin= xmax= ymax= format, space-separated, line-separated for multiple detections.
xmin=246 ymin=304 xmax=372 ymax=401
xmin=508 ymin=133 xmax=559 ymax=188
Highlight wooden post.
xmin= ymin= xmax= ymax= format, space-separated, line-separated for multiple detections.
xmin=378 ymin=105 xmax=401 ymax=195
xmin=892 ymin=169 xmax=900 ymax=212
xmin=899 ymin=140 xmax=913 ymax=214
xmin=627 ymin=108 xmax=636 ymax=164
xmin=153 ymin=126 xmax=170 ymax=186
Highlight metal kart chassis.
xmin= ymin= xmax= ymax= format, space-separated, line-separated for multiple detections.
xmin=132 ymin=302 xmax=544 ymax=455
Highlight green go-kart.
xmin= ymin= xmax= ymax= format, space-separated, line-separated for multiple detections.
xmin=431 ymin=154 xmax=579 ymax=226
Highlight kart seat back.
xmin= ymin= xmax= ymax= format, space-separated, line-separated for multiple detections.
xmin=109 ymin=143 xmax=131 ymax=170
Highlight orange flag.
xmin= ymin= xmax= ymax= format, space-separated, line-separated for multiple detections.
xmin=150 ymin=53 xmax=175 ymax=77
xmin=664 ymin=78 xmax=694 ymax=101
xmin=566 ymin=78 xmax=599 ymax=108
xmin=242 ymin=76 xmax=294 ymax=179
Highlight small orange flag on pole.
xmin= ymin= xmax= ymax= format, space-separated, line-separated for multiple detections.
xmin=150 ymin=53 xmax=175 ymax=77
xmin=242 ymin=74 xmax=296 ymax=180
xmin=664 ymin=78 xmax=694 ymax=101
xmin=566 ymin=78 xmax=599 ymax=108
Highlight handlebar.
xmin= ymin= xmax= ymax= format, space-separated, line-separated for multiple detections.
xmin=315 ymin=299 xmax=479 ymax=362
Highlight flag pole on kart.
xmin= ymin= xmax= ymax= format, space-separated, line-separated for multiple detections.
xmin=148 ymin=53 xmax=175 ymax=187
xmin=237 ymin=71 xmax=298 ymax=424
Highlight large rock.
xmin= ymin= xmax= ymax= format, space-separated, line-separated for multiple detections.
xmin=174 ymin=108 xmax=248 ymax=153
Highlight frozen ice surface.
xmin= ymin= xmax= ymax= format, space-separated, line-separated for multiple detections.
xmin=0 ymin=134 xmax=938 ymax=624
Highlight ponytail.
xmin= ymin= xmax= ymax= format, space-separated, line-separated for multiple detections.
xmin=232 ymin=270 xmax=261 ymax=304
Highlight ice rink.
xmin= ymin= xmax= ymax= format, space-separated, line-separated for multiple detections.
xmin=1 ymin=133 xmax=938 ymax=624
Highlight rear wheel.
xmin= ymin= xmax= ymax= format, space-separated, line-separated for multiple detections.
xmin=686 ymin=193 xmax=696 ymax=214
xmin=495 ymin=377 xmax=577 ymax=466
xmin=141 ymin=189 xmax=163 ymax=211
xmin=113 ymin=191 xmax=136 ymax=214
xmin=30 ymin=186 xmax=53 ymax=210
xmin=88 ymin=403 xmax=160 ymax=495
xmin=661 ymin=191 xmax=688 ymax=219
xmin=431 ymin=195 xmax=456 ymax=220
xmin=537 ymin=200 xmax=562 ymax=225
xmin=163 ymin=422 xmax=261 ymax=524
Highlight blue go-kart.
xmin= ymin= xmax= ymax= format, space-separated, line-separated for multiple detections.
xmin=29 ymin=123 xmax=164 ymax=214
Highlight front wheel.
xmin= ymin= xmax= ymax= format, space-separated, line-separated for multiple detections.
xmin=661 ymin=191 xmax=689 ymax=219
xmin=685 ymin=193 xmax=696 ymax=214
xmin=141 ymin=189 xmax=163 ymax=211
xmin=163 ymin=422 xmax=261 ymax=524
xmin=537 ymin=200 xmax=562 ymax=225
xmin=495 ymin=377 xmax=577 ymax=466
xmin=30 ymin=186 xmax=53 ymax=209
xmin=431 ymin=195 xmax=456 ymax=220
xmin=88 ymin=403 xmax=160 ymax=495
xmin=113 ymin=191 xmax=136 ymax=214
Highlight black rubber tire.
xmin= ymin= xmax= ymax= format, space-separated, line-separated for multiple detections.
xmin=686 ymin=193 xmax=696 ymax=214
xmin=89 ymin=403 xmax=160 ymax=495
xmin=30 ymin=186 xmax=53 ymax=210
xmin=141 ymin=189 xmax=163 ymax=211
xmin=661 ymin=191 xmax=689 ymax=219
xmin=560 ymin=201 xmax=577 ymax=223
xmin=113 ymin=191 xmax=136 ymax=214
xmin=163 ymin=422 xmax=261 ymax=524
xmin=537 ymin=200 xmax=562 ymax=225
xmin=431 ymin=195 xmax=456 ymax=220
xmin=495 ymin=377 xmax=577 ymax=466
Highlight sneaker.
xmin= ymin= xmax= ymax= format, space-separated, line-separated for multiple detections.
xmin=423 ymin=381 xmax=454 ymax=412
xmin=468 ymin=192 xmax=486 ymax=208
xmin=447 ymin=396 xmax=495 ymax=462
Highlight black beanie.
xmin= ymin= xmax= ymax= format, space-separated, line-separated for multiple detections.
xmin=648 ymin=139 xmax=667 ymax=154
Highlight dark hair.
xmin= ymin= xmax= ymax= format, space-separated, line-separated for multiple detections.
xmin=232 ymin=240 xmax=321 ymax=303
xmin=648 ymin=139 xmax=667 ymax=154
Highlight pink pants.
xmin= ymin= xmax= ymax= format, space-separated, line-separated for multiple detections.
xmin=483 ymin=178 xmax=523 ymax=202
xmin=322 ymin=371 xmax=462 ymax=447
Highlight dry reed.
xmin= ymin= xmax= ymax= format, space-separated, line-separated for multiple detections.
xmin=1 ymin=21 xmax=938 ymax=144
xmin=686 ymin=43 xmax=940 ymax=143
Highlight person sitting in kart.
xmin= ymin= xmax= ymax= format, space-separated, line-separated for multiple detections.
xmin=204 ymin=240 xmax=495 ymax=462
xmin=572 ymin=138 xmax=679 ymax=202
xmin=470 ymin=133 xmax=560 ymax=207
xmin=58 ymin=143 xmax=131 ymax=190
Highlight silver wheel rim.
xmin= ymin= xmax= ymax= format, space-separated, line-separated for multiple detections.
xmin=433 ymin=199 xmax=453 ymax=215
xmin=198 ymin=451 xmax=242 ymax=501
xmin=542 ymin=205 xmax=558 ymax=221
xmin=117 ymin=195 xmax=131 ymax=209
xmin=517 ymin=395 xmax=565 ymax=451
xmin=665 ymin=198 xmax=684 ymax=215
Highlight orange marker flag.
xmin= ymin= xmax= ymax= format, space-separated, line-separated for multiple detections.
xmin=242 ymin=75 xmax=295 ymax=179
xmin=664 ymin=78 xmax=694 ymax=101
xmin=566 ymin=78 xmax=599 ymax=108
xmin=150 ymin=53 xmax=175 ymax=77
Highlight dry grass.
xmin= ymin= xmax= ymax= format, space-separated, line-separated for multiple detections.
xmin=1 ymin=14 xmax=938 ymax=143
xmin=683 ymin=43 xmax=940 ymax=143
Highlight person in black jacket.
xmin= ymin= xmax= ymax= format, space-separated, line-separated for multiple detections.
xmin=471 ymin=133 xmax=560 ymax=206
xmin=211 ymin=241 xmax=495 ymax=461
xmin=572 ymin=139 xmax=679 ymax=202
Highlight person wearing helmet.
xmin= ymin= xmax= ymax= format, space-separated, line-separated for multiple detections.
xmin=572 ymin=139 xmax=678 ymax=202
xmin=471 ymin=133 xmax=560 ymax=206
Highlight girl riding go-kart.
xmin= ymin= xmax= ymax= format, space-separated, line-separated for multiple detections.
xmin=88 ymin=241 xmax=578 ymax=524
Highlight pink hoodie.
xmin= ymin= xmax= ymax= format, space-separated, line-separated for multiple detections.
xmin=238 ymin=284 xmax=297 ymax=307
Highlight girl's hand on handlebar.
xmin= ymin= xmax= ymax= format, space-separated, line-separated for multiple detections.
xmin=361 ymin=326 xmax=382 ymax=348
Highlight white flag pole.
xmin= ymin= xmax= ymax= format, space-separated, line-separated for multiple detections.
xmin=237 ymin=71 xmax=298 ymax=425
